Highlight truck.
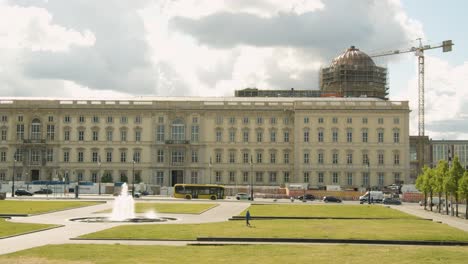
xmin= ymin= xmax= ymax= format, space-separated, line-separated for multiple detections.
xmin=359 ymin=191 xmax=384 ymax=203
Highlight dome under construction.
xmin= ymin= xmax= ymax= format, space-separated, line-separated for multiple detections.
xmin=320 ymin=46 xmax=388 ymax=99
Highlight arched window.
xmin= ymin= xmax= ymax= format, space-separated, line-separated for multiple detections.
xmin=31 ymin=118 xmax=41 ymax=140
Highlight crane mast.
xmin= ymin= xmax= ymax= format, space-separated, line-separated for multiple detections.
xmin=370 ymin=39 xmax=453 ymax=175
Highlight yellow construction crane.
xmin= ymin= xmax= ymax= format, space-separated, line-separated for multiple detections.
xmin=370 ymin=39 xmax=453 ymax=137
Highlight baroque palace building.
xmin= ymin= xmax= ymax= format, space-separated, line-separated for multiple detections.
xmin=0 ymin=96 xmax=410 ymax=189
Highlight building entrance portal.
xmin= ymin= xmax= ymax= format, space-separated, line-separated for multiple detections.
xmin=31 ymin=170 xmax=40 ymax=181
xmin=171 ymin=170 xmax=184 ymax=186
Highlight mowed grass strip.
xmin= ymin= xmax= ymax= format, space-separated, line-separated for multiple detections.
xmin=80 ymin=219 xmax=468 ymax=242
xmin=0 ymin=200 xmax=102 ymax=215
xmin=242 ymin=204 xmax=419 ymax=219
xmin=95 ymin=203 xmax=217 ymax=214
xmin=1 ymin=244 xmax=467 ymax=264
xmin=0 ymin=218 xmax=58 ymax=238
xmin=0 ymin=201 xmax=102 ymax=215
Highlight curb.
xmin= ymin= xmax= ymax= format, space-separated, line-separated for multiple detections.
xmin=196 ymin=237 xmax=468 ymax=246
xmin=229 ymin=216 xmax=432 ymax=221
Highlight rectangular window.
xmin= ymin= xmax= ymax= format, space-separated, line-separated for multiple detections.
xmin=318 ymin=117 xmax=324 ymax=123
xmin=157 ymin=150 xmax=164 ymax=163
xmin=158 ymin=116 xmax=164 ymax=123
xmin=1 ymin=129 xmax=7 ymax=141
xmin=191 ymin=150 xmax=198 ymax=163
xmin=318 ymin=153 xmax=324 ymax=164
xmin=270 ymin=117 xmax=276 ymax=124
xmin=92 ymin=116 xmax=99 ymax=123
xmin=157 ymin=125 xmax=165 ymax=142
xmin=79 ymin=115 xmax=85 ymax=123
xmin=63 ymin=151 xmax=69 ymax=162
xmin=228 ymin=117 xmax=235 ymax=124
xmin=393 ymin=117 xmax=400 ymax=124
xmin=378 ymin=153 xmax=384 ymax=165
xmin=156 ymin=171 xmax=164 ymax=185
xmin=121 ymin=131 xmax=127 ymax=141
xmin=243 ymin=131 xmax=249 ymax=142
xmin=332 ymin=153 xmax=339 ymax=164
xmin=18 ymin=115 xmax=23 ymax=122
xmin=229 ymin=171 xmax=236 ymax=183
xmin=332 ymin=130 xmax=338 ymax=142
xmin=78 ymin=131 xmax=84 ymax=141
xmin=362 ymin=154 xmax=369 ymax=165
xmin=16 ymin=124 xmax=24 ymax=140
xmin=378 ymin=172 xmax=385 ymax=186
xmin=216 ymin=130 xmax=222 ymax=142
xmin=243 ymin=117 xmax=249 ymax=124
xmin=283 ymin=171 xmax=290 ymax=183
xmin=133 ymin=152 xmax=141 ymax=163
xmin=0 ymin=151 xmax=6 ymax=162
xmin=283 ymin=117 xmax=289 ymax=125
xmin=243 ymin=153 xmax=249 ymax=164
xmin=255 ymin=172 xmax=263 ymax=183
xmin=378 ymin=118 xmax=384 ymax=124
xmin=1 ymin=115 xmax=7 ymax=122
xmin=64 ymin=130 xmax=70 ymax=141
xmin=284 ymin=152 xmax=289 ymax=164
xmin=378 ymin=131 xmax=384 ymax=143
xmin=46 ymin=149 xmax=53 ymax=162
xmin=283 ymin=131 xmax=289 ymax=142
xmin=270 ymin=153 xmax=276 ymax=164
xmin=256 ymin=152 xmax=262 ymax=163
xmin=362 ymin=117 xmax=368 ymax=124
xmin=120 ymin=116 xmax=128 ymax=124
xmin=394 ymin=172 xmax=401 ymax=184
xmin=78 ymin=151 xmax=84 ymax=162
xmin=347 ymin=153 xmax=353 ymax=164
xmin=394 ymin=153 xmax=400 ymax=165
xmin=92 ymin=152 xmax=98 ymax=163
xmin=347 ymin=117 xmax=352 ymax=124
xmin=362 ymin=130 xmax=368 ymax=143
xmin=362 ymin=172 xmax=369 ymax=186
xmin=303 ymin=172 xmax=310 ymax=182
xmin=270 ymin=131 xmax=276 ymax=142
xmin=304 ymin=117 xmax=309 ymax=124
xmin=215 ymin=171 xmax=222 ymax=183
xmin=121 ymin=152 xmax=127 ymax=163
xmin=135 ymin=131 xmax=141 ymax=142
xmin=47 ymin=125 xmax=55 ymax=140
xmin=304 ymin=131 xmax=309 ymax=142
xmin=347 ymin=173 xmax=353 ymax=185
xmin=229 ymin=130 xmax=235 ymax=142
xmin=269 ymin=172 xmax=277 ymax=183
xmin=303 ymin=153 xmax=309 ymax=164
xmin=107 ymin=116 xmax=113 ymax=123
xmin=215 ymin=116 xmax=223 ymax=125
xmin=332 ymin=172 xmax=339 ymax=184
xmin=318 ymin=131 xmax=324 ymax=142
xmin=229 ymin=152 xmax=235 ymax=163
xmin=107 ymin=131 xmax=113 ymax=141
xmin=393 ymin=131 xmax=400 ymax=143
xmin=332 ymin=117 xmax=338 ymax=123
xmin=243 ymin=172 xmax=249 ymax=183
xmin=135 ymin=116 xmax=142 ymax=124
xmin=92 ymin=131 xmax=99 ymax=141
xmin=215 ymin=152 xmax=222 ymax=163
xmin=106 ymin=151 xmax=112 ymax=162
xmin=318 ymin=172 xmax=324 ymax=183
xmin=91 ymin=172 xmax=97 ymax=183
xmin=347 ymin=130 xmax=352 ymax=143
xmin=256 ymin=131 xmax=262 ymax=142
xmin=191 ymin=125 xmax=199 ymax=142
xmin=257 ymin=117 xmax=263 ymax=124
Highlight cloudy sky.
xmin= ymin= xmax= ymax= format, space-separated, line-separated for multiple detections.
xmin=0 ymin=0 xmax=467 ymax=140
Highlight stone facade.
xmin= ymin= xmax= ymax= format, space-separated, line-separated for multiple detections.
xmin=0 ymin=97 xmax=410 ymax=189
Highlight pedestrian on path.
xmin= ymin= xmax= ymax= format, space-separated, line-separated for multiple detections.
xmin=246 ymin=210 xmax=251 ymax=227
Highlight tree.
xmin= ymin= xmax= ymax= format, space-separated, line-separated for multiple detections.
xmin=433 ymin=161 xmax=447 ymax=213
xmin=416 ymin=166 xmax=433 ymax=210
xmin=449 ymin=156 xmax=464 ymax=217
xmin=458 ymin=171 xmax=468 ymax=220
xmin=438 ymin=160 xmax=452 ymax=215
xmin=101 ymin=174 xmax=113 ymax=183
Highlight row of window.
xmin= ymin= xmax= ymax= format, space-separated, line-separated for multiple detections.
xmin=214 ymin=116 xmax=400 ymax=125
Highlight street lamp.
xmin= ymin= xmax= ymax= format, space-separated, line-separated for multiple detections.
xmin=11 ymin=159 xmax=16 ymax=197
xmin=250 ymin=156 xmax=254 ymax=201
xmin=132 ymin=159 xmax=135 ymax=198
xmin=98 ymin=156 xmax=101 ymax=195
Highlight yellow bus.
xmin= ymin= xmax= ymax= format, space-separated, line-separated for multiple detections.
xmin=173 ymin=184 xmax=225 ymax=200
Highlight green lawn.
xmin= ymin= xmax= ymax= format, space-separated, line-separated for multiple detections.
xmin=241 ymin=204 xmax=419 ymax=219
xmin=80 ymin=219 xmax=468 ymax=242
xmin=1 ymin=244 xmax=467 ymax=264
xmin=96 ymin=203 xmax=217 ymax=214
xmin=0 ymin=218 xmax=58 ymax=238
xmin=0 ymin=201 xmax=102 ymax=215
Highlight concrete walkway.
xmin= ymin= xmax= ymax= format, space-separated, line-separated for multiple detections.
xmin=0 ymin=200 xmax=250 ymax=255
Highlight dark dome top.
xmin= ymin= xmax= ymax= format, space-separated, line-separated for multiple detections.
xmin=331 ymin=46 xmax=375 ymax=67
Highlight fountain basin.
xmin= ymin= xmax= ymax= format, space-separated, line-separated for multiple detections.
xmin=70 ymin=216 xmax=177 ymax=223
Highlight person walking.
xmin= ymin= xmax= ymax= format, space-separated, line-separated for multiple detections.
xmin=246 ymin=210 xmax=251 ymax=227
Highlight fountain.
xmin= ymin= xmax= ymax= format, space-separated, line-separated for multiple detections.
xmin=70 ymin=183 xmax=176 ymax=223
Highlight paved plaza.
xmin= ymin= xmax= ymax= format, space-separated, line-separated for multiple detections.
xmin=0 ymin=196 xmax=467 ymax=255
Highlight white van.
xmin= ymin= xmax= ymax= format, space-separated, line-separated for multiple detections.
xmin=359 ymin=191 xmax=384 ymax=203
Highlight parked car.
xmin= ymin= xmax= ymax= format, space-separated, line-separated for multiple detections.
xmin=322 ymin=196 xmax=342 ymax=203
xmin=15 ymin=189 xmax=33 ymax=196
xmin=235 ymin=193 xmax=251 ymax=200
xmin=34 ymin=188 xmax=53 ymax=194
xmin=382 ymin=198 xmax=402 ymax=205
xmin=419 ymin=197 xmax=449 ymax=207
xmin=297 ymin=194 xmax=315 ymax=201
